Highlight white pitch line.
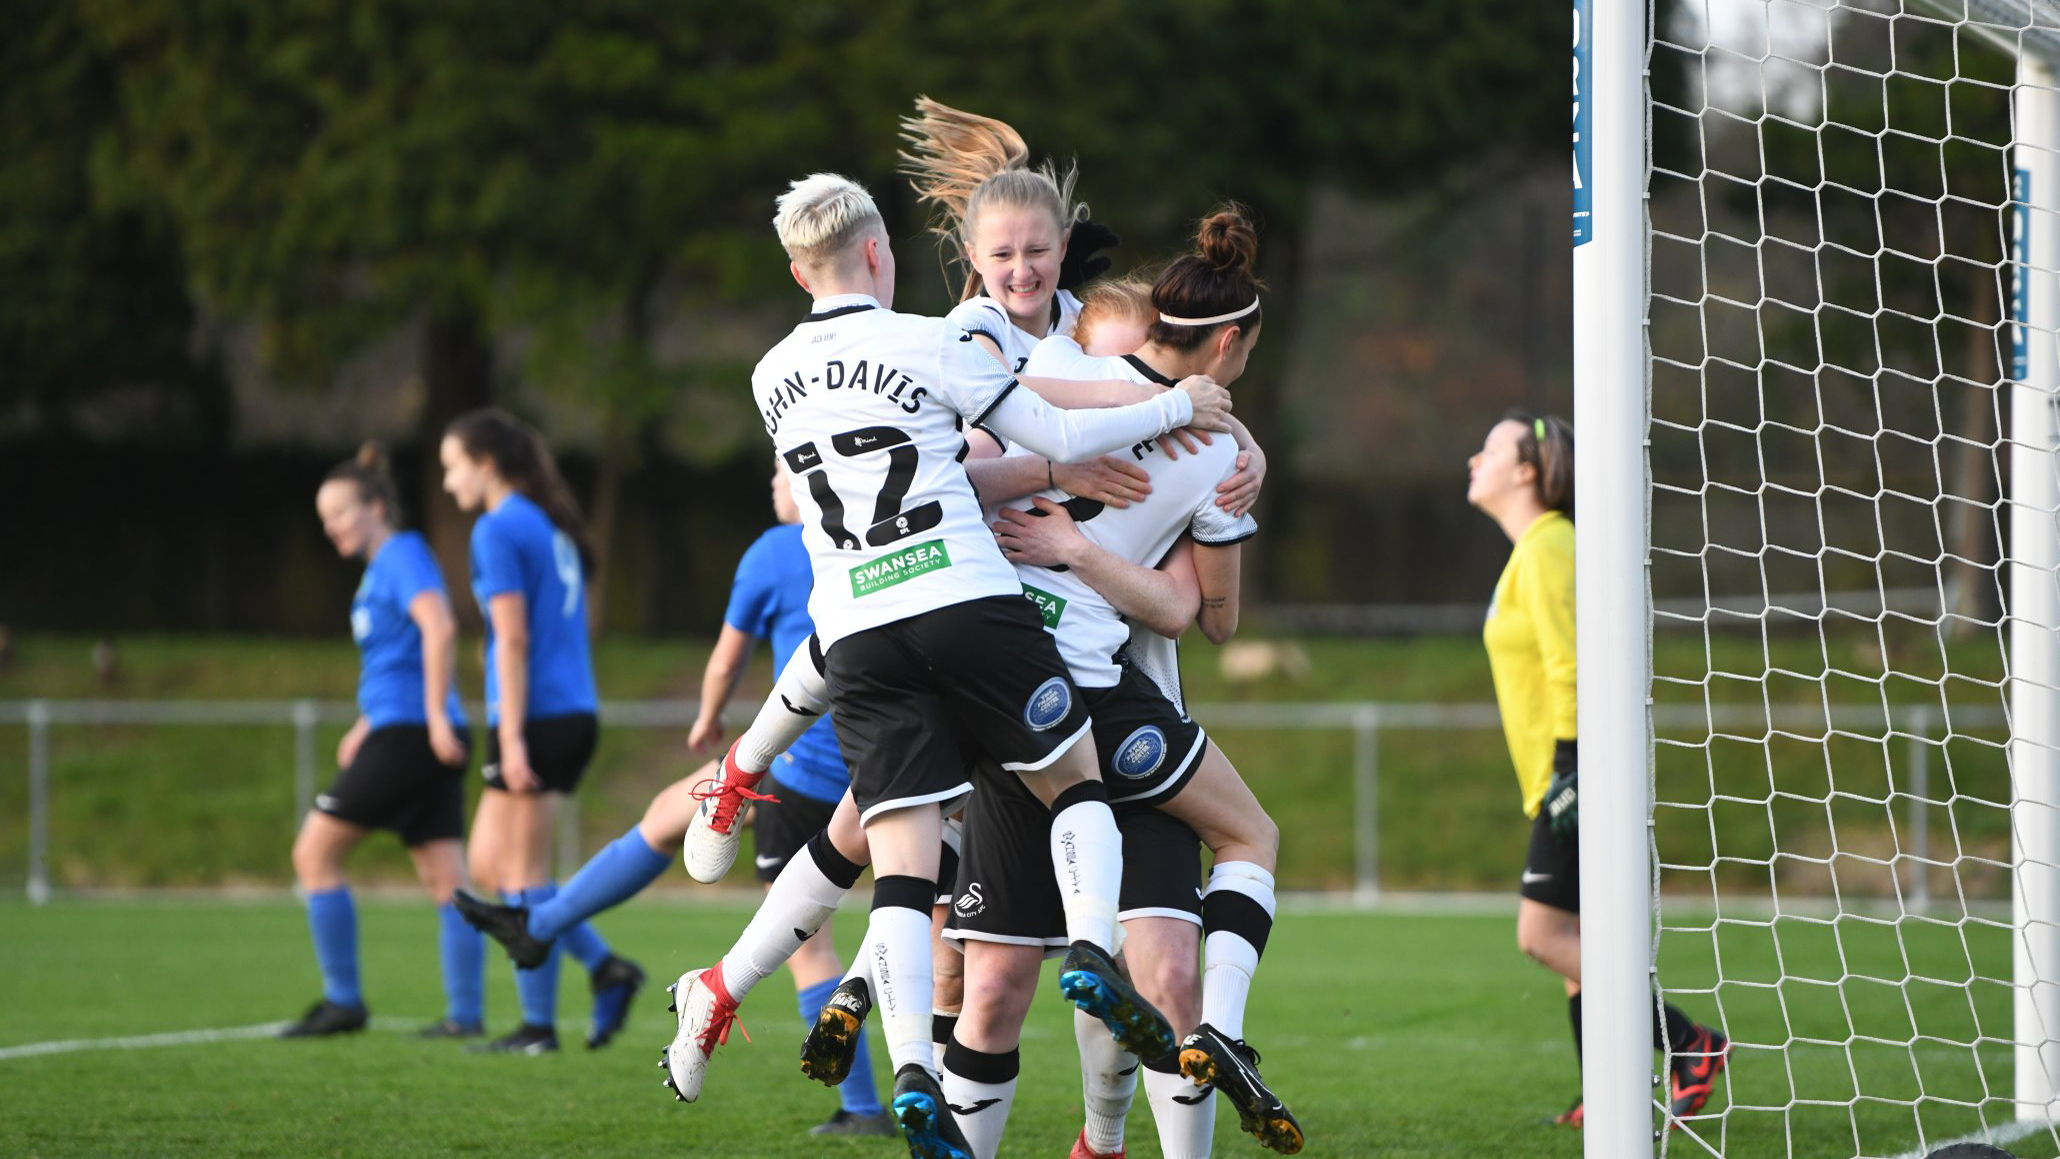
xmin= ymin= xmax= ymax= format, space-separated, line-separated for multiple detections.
xmin=1882 ymin=1117 xmax=2051 ymax=1159
xmin=0 ymin=1016 xmax=430 ymax=1062
xmin=0 ymin=1022 xmax=291 ymax=1061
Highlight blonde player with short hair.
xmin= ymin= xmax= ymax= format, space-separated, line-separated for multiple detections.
xmin=670 ymin=172 xmax=1230 ymax=1159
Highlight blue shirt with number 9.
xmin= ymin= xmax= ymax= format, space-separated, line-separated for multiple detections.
xmin=470 ymin=492 xmax=598 ymax=723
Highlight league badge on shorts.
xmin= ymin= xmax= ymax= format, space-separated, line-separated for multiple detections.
xmin=1024 ymin=677 xmax=1071 ymax=731
xmin=1113 ymin=726 xmax=1167 ymax=779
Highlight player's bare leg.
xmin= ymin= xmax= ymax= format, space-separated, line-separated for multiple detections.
xmin=940 ymin=941 xmax=1044 ymax=1159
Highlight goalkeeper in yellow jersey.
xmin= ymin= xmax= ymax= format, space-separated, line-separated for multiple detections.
xmin=1468 ymin=410 xmax=1727 ymax=1129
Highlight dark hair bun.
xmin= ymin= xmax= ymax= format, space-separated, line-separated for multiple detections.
xmin=1195 ymin=206 xmax=1258 ymax=274
xmin=355 ymin=440 xmax=390 ymax=474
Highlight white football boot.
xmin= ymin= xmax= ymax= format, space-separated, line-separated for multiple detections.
xmin=659 ymin=964 xmax=746 ymax=1103
xmin=682 ymin=741 xmax=776 ymax=884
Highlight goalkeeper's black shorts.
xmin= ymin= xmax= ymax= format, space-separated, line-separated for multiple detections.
xmin=1518 ymin=809 xmax=1580 ymax=913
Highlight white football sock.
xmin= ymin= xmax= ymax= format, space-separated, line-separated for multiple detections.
xmin=717 ymin=842 xmax=851 ymax=997
xmin=1077 ymin=1007 xmax=1139 ymax=1152
xmin=864 ymin=898 xmax=936 ymax=1074
xmin=1201 ymin=860 xmax=1276 ymax=1040
xmin=735 ymin=643 xmax=830 ymax=773
xmin=1143 ymin=1055 xmax=1216 ymax=1159
xmin=1050 ymin=789 xmax=1123 ymax=951
xmin=941 ymin=1038 xmax=1019 ymax=1159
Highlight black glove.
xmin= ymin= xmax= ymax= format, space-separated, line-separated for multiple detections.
xmin=1545 ymin=738 xmax=1578 ymax=838
xmin=1058 ymin=219 xmax=1121 ymax=290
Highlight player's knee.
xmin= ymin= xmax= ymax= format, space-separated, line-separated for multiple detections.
xmin=960 ymin=964 xmax=1035 ymax=1022
xmin=933 ymin=969 xmax=965 ymax=1011
xmin=1517 ymin=929 xmax=1547 ymax=964
xmin=290 ymin=831 xmax=334 ymax=886
xmin=932 ymin=939 xmax=965 ymax=986
xmin=466 ymin=846 xmax=499 ymax=893
xmin=640 ymin=792 xmax=691 ymax=847
xmin=420 ymin=871 xmax=458 ymax=905
xmin=1129 ymin=951 xmax=1199 ymax=1030
xmin=1516 ymin=918 xmax=1572 ymax=965
xmin=1246 ymin=809 xmax=1281 ymax=863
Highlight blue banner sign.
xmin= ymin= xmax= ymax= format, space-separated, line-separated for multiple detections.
xmin=2016 ymin=168 xmax=2031 ymax=382
xmin=1574 ymin=0 xmax=1593 ymax=246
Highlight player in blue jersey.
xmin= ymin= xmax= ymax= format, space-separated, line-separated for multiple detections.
xmin=440 ymin=408 xmax=643 ymax=1054
xmin=452 ymin=460 xmax=895 ymax=1132
xmin=283 ymin=442 xmax=485 ymax=1039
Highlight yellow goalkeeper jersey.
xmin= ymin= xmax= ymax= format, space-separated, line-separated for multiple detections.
xmin=1483 ymin=511 xmax=1577 ymax=817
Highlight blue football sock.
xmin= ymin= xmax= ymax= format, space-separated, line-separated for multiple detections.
xmin=528 ymin=881 xmax=611 ymax=971
xmin=529 ymin=827 xmax=669 ymax=942
xmin=508 ymin=888 xmax=562 ymax=1027
xmin=305 ymin=887 xmax=361 ymax=1008
xmin=800 ymin=977 xmax=883 ymax=1115
xmin=437 ymin=901 xmax=484 ymax=1027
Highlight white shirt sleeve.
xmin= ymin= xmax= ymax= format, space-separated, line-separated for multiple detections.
xmin=977 ymin=376 xmax=1193 ymax=463
xmin=1189 ymin=447 xmax=1259 ymax=545
xmin=929 ymin=326 xmax=1023 ymax=426
xmin=1191 ymin=496 xmax=1258 ymax=546
xmin=946 ymin=298 xmax=1011 ymax=347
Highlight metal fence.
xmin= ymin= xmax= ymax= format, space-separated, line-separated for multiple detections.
xmin=0 ymin=698 xmax=2003 ymax=905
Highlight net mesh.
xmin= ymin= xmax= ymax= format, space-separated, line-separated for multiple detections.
xmin=1647 ymin=0 xmax=2060 ymax=1154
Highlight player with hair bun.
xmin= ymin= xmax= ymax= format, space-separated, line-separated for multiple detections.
xmin=928 ymin=205 xmax=1299 ymax=1159
xmin=440 ymin=408 xmax=644 ymax=1055
xmin=1468 ymin=410 xmax=1727 ymax=1128
xmin=669 ymin=170 xmax=1229 ymax=1159
xmin=283 ymin=442 xmax=484 ymax=1040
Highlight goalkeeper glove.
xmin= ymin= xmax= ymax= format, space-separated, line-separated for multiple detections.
xmin=1545 ymin=738 xmax=1578 ymax=838
xmin=1058 ymin=219 xmax=1121 ymax=290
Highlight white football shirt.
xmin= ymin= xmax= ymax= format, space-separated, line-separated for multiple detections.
xmin=947 ymin=291 xmax=1082 ymax=375
xmin=1000 ymin=350 xmax=1257 ymax=689
xmin=751 ymin=293 xmax=1193 ymax=648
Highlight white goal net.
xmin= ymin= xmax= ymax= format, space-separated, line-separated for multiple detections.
xmin=1594 ymin=0 xmax=2060 ymax=1155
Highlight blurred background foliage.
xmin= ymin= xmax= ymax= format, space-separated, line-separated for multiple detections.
xmin=0 ymin=0 xmax=1570 ymax=633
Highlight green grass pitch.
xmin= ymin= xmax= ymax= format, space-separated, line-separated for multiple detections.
xmin=5 ymin=898 xmax=2057 ymax=1158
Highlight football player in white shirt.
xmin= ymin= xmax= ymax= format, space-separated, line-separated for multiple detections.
xmin=898 ymin=98 xmax=1266 ymax=527
xmin=689 ymin=172 xmax=1228 ymax=1159
xmin=926 ymin=208 xmax=1296 ymax=1159
xmin=899 ymin=97 xmax=1092 ymax=373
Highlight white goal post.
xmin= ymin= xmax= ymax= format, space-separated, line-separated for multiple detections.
xmin=1583 ymin=0 xmax=2060 ymax=1155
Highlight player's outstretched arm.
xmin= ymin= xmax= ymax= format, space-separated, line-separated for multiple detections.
xmin=1019 ymin=376 xmax=1160 ymax=409
xmin=689 ymin=625 xmax=755 ymax=754
xmin=982 ymin=374 xmax=1225 ymax=465
xmin=994 ymin=499 xmax=1201 ymax=639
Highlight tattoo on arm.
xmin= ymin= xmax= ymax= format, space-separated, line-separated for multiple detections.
xmin=1201 ymin=596 xmax=1227 ymax=610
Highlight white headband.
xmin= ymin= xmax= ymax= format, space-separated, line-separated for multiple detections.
xmin=1157 ymin=297 xmax=1260 ymax=327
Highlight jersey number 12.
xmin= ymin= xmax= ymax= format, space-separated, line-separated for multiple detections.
xmin=784 ymin=426 xmax=943 ymax=550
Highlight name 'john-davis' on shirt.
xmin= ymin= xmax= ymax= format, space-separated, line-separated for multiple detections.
xmin=750 ymin=296 xmax=1046 ymax=649
xmin=751 ymin=293 xmax=1196 ymax=649
xmin=470 ymin=491 xmax=598 ymax=723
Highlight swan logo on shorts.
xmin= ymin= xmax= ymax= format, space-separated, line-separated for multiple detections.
xmin=954 ymin=882 xmax=986 ymax=918
xmin=1024 ymin=677 xmax=1071 ymax=732
xmin=1113 ymin=726 xmax=1168 ymax=780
